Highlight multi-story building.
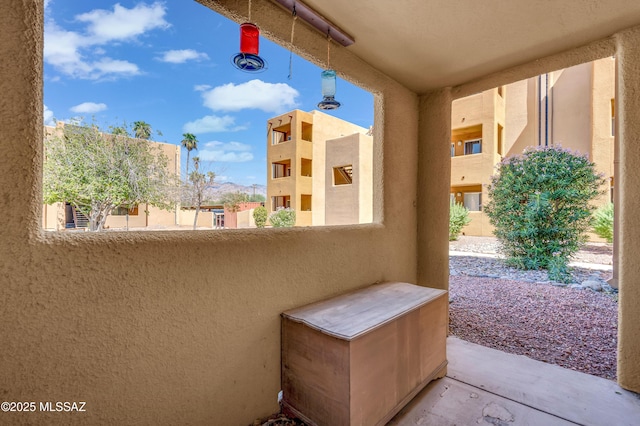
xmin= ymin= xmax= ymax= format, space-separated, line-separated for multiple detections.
xmin=266 ymin=109 xmax=372 ymax=226
xmin=42 ymin=123 xmax=181 ymax=231
xmin=451 ymin=57 xmax=615 ymax=237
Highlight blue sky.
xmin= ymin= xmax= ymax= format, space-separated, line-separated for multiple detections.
xmin=43 ymin=0 xmax=374 ymax=186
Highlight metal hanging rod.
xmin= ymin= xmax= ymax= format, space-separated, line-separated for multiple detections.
xmin=271 ymin=0 xmax=354 ymax=47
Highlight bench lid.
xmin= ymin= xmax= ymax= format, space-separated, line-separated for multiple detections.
xmin=281 ymin=282 xmax=447 ymax=340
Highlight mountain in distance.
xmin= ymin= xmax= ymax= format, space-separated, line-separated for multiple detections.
xmin=204 ymin=182 xmax=266 ymax=202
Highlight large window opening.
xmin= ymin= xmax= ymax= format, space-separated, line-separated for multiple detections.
xmin=448 ymin=57 xmax=617 ymax=382
xmin=272 ymin=160 xmax=291 ymax=179
xmin=42 ymin=0 xmax=375 ymax=231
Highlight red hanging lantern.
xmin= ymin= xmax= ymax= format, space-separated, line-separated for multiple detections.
xmin=233 ymin=23 xmax=266 ymax=72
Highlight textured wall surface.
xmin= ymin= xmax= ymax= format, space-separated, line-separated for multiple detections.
xmin=615 ymin=26 xmax=640 ymax=392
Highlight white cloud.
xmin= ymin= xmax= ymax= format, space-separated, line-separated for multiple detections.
xmin=159 ymin=49 xmax=209 ymax=64
xmin=93 ymin=58 xmax=140 ymax=76
xmin=198 ymin=141 xmax=255 ymax=163
xmin=194 ymin=84 xmax=212 ymax=92
xmin=201 ymin=79 xmax=299 ymax=113
xmin=182 ymin=115 xmax=247 ymax=134
xmin=43 ymin=2 xmax=168 ymax=80
xmin=75 ymin=2 xmax=169 ymax=43
xmin=70 ymin=102 xmax=107 ymax=114
xmin=43 ymin=105 xmax=55 ymax=126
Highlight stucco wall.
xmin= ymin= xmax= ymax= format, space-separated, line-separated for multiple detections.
xmin=0 ymin=1 xmax=419 ymax=425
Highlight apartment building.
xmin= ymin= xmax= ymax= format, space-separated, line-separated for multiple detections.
xmin=42 ymin=123 xmax=181 ymax=231
xmin=266 ymin=109 xmax=372 ymax=226
xmin=451 ymin=58 xmax=615 ymax=237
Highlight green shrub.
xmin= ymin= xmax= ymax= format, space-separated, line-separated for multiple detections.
xmin=269 ymin=207 xmax=296 ymax=228
xmin=592 ymin=202 xmax=614 ymax=243
xmin=253 ymin=206 xmax=267 ymax=228
xmin=486 ymin=146 xmax=604 ymax=273
xmin=449 ymin=202 xmax=471 ymax=241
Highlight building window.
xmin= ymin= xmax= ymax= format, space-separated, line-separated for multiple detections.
xmin=301 ymin=194 xmax=312 ymax=211
xmin=112 ymin=205 xmax=139 ymax=216
xmin=611 ymin=98 xmax=615 ymax=137
xmin=272 ymin=123 xmax=291 ymax=145
xmin=301 ymin=122 xmax=313 ymax=142
xmin=301 ymin=158 xmax=312 ymax=177
xmin=463 ymin=193 xmax=482 ymax=211
xmin=333 ymin=165 xmax=353 ymax=185
xmin=272 ymin=160 xmax=291 ymax=179
xmin=451 ymin=143 xmax=455 ymax=158
xmin=272 ymin=196 xmax=290 ymax=210
xmin=464 ymin=139 xmax=482 ymax=155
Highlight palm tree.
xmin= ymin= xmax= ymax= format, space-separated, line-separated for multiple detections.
xmin=133 ymin=121 xmax=152 ymax=140
xmin=181 ymin=133 xmax=198 ymax=177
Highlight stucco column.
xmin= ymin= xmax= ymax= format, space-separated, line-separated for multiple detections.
xmin=417 ymin=89 xmax=452 ymax=290
xmin=615 ymin=25 xmax=640 ymax=393
xmin=0 ymin=0 xmax=43 ymax=242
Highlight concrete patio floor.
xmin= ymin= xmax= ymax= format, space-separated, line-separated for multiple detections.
xmin=388 ymin=337 xmax=640 ymax=426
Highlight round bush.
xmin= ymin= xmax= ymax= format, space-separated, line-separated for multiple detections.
xmin=486 ymin=146 xmax=604 ymax=276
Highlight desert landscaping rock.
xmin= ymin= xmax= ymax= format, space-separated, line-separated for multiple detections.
xmin=449 ymin=236 xmax=617 ymax=381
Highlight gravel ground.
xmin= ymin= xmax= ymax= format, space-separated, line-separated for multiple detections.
xmin=449 ymin=236 xmax=618 ymax=381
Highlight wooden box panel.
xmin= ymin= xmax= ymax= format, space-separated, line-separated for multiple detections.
xmin=281 ymin=282 xmax=447 ymax=426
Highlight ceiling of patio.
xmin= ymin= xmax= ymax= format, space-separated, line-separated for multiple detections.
xmin=295 ymin=0 xmax=640 ymax=92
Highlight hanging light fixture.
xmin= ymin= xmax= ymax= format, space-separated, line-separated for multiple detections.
xmin=318 ymin=32 xmax=340 ymax=110
xmin=232 ymin=0 xmax=267 ymax=72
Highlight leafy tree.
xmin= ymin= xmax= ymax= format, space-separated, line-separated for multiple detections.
xmin=181 ymin=132 xmax=198 ymax=177
xmin=592 ymin=202 xmax=614 ymax=243
xmin=253 ymin=206 xmax=267 ymax=228
xmin=248 ymin=193 xmax=266 ymax=202
xmin=486 ymin=146 xmax=604 ymax=279
xmin=449 ymin=202 xmax=471 ymax=241
xmin=186 ymin=156 xmax=215 ymax=230
xmin=43 ymin=122 xmax=174 ymax=231
xmin=110 ymin=125 xmax=129 ymax=136
xmin=269 ymin=207 xmax=296 ymax=228
xmin=133 ymin=121 xmax=152 ymax=140
xmin=221 ymin=191 xmax=249 ymax=213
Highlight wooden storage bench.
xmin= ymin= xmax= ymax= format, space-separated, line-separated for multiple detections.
xmin=281 ymin=282 xmax=448 ymax=426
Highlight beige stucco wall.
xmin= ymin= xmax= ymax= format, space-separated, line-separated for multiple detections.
xmin=310 ymin=111 xmax=368 ymax=226
xmin=615 ymin=26 xmax=640 ymax=392
xmin=324 ymin=133 xmax=373 ymax=225
xmin=0 ymin=2 xmax=419 ymax=425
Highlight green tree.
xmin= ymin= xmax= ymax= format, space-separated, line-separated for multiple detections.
xmin=43 ymin=122 xmax=175 ymax=231
xmin=253 ymin=206 xmax=267 ymax=228
xmin=133 ymin=121 xmax=152 ymax=140
xmin=269 ymin=207 xmax=296 ymax=228
xmin=186 ymin=156 xmax=215 ymax=230
xmin=449 ymin=202 xmax=471 ymax=241
xmin=486 ymin=146 xmax=604 ymax=279
xmin=221 ymin=191 xmax=249 ymax=213
xmin=248 ymin=193 xmax=266 ymax=202
xmin=181 ymin=132 xmax=198 ymax=177
xmin=592 ymin=202 xmax=614 ymax=243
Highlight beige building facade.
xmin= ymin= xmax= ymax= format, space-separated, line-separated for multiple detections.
xmin=451 ymin=58 xmax=615 ymax=237
xmin=41 ymin=124 xmax=182 ymax=231
xmin=266 ymin=109 xmax=372 ymax=226
xmin=3 ymin=1 xmax=640 ymax=425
